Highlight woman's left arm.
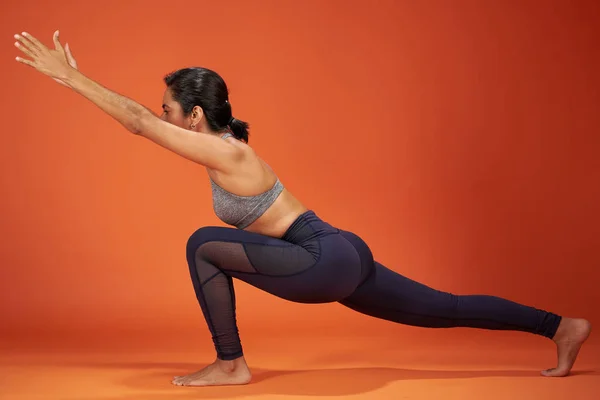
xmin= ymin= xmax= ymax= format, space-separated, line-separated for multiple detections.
xmin=14 ymin=30 xmax=243 ymax=171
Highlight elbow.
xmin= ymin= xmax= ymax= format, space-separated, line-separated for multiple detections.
xmin=132 ymin=109 xmax=155 ymax=136
xmin=130 ymin=119 xmax=142 ymax=136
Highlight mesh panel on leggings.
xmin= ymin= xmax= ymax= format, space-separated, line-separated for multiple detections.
xmin=192 ymin=239 xmax=318 ymax=359
xmin=196 ymin=242 xmax=257 ymax=283
xmin=194 ymin=242 xmax=252 ymax=360
xmin=197 ymin=269 xmax=240 ymax=358
xmin=199 ymin=241 xmax=316 ymax=277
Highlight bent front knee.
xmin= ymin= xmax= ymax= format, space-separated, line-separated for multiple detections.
xmin=186 ymin=226 xmax=222 ymax=254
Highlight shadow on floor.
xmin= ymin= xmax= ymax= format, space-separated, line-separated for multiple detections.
xmin=46 ymin=360 xmax=599 ymax=400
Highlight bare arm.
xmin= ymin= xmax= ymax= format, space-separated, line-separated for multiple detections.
xmin=64 ymin=70 xmax=148 ymax=134
xmin=14 ymin=30 xmax=242 ymax=171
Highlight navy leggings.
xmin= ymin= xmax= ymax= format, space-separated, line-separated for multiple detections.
xmin=186 ymin=210 xmax=561 ymax=360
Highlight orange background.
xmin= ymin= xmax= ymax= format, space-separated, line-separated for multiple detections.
xmin=1 ymin=0 xmax=599 ymax=353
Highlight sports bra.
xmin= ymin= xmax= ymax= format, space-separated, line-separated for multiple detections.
xmin=209 ymin=132 xmax=285 ymax=229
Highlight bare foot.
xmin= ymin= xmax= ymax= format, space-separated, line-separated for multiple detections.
xmin=172 ymin=356 xmax=251 ymax=386
xmin=541 ymin=317 xmax=592 ymax=377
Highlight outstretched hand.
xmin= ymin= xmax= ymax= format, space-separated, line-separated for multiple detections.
xmin=14 ymin=30 xmax=78 ymax=86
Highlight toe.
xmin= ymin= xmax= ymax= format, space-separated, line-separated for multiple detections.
xmin=541 ymin=368 xmax=568 ymax=377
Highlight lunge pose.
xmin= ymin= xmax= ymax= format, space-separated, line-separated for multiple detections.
xmin=14 ymin=30 xmax=591 ymax=386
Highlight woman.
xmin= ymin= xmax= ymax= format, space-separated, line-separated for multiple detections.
xmin=14 ymin=30 xmax=591 ymax=386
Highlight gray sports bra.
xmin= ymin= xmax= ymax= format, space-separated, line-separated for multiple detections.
xmin=210 ymin=132 xmax=285 ymax=229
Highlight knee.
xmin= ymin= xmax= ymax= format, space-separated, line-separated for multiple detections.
xmin=440 ymin=291 xmax=461 ymax=318
xmin=186 ymin=226 xmax=220 ymax=256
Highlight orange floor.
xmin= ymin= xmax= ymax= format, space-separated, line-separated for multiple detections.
xmin=2 ymin=329 xmax=598 ymax=400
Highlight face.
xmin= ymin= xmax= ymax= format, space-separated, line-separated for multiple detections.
xmin=160 ymin=88 xmax=189 ymax=128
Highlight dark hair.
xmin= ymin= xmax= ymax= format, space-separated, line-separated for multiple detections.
xmin=163 ymin=67 xmax=249 ymax=142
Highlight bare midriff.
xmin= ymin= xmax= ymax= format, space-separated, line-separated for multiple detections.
xmin=242 ymin=188 xmax=309 ymax=238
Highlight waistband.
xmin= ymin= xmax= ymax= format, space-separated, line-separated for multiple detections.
xmin=281 ymin=210 xmax=340 ymax=245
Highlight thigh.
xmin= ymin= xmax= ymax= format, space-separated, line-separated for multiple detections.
xmin=186 ymin=226 xmax=360 ymax=303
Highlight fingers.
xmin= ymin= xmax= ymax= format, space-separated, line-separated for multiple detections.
xmin=15 ymin=57 xmax=35 ymax=67
xmin=14 ymin=32 xmax=37 ymax=69
xmin=14 ymin=34 xmax=40 ymax=57
xmin=14 ymin=39 xmax=36 ymax=59
xmin=20 ymin=32 xmax=46 ymax=52
xmin=52 ymin=30 xmax=65 ymax=53
xmin=14 ymin=30 xmax=74 ymax=74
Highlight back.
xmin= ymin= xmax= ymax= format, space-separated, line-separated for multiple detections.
xmin=207 ymin=133 xmax=285 ymax=229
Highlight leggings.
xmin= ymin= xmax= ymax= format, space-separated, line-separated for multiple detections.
xmin=185 ymin=210 xmax=561 ymax=360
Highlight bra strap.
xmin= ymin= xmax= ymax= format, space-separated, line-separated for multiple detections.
xmin=221 ymin=132 xmax=234 ymax=140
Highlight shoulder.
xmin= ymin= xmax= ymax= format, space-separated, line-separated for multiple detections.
xmin=225 ymin=135 xmax=255 ymax=156
xmin=215 ymin=136 xmax=257 ymax=171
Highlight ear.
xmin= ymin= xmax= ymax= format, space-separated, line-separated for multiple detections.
xmin=191 ymin=105 xmax=204 ymax=122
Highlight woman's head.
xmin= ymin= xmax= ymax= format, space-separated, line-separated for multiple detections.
xmin=161 ymin=67 xmax=249 ymax=142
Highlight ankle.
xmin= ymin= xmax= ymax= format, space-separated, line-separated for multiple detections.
xmin=552 ymin=318 xmax=568 ymax=341
xmin=216 ymin=356 xmax=246 ymax=373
